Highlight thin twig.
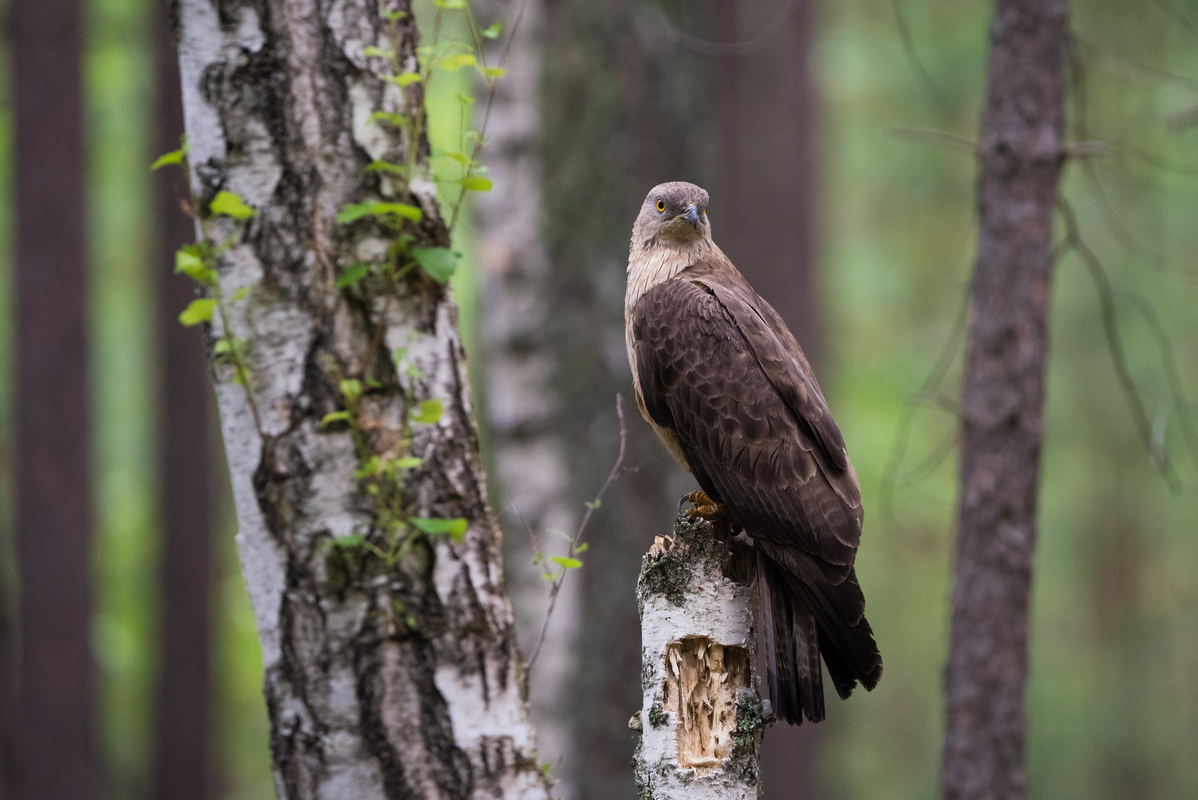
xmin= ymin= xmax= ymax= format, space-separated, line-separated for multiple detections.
xmin=1152 ymin=0 xmax=1198 ymax=43
xmin=890 ymin=127 xmax=977 ymax=153
xmin=879 ymin=277 xmax=972 ymax=526
xmin=1073 ymin=33 xmax=1198 ymax=92
xmin=1058 ymin=197 xmax=1181 ymax=491
xmin=527 ymin=394 xmax=628 ymax=670
xmin=1118 ymin=291 xmax=1198 ymax=473
xmin=445 ymin=0 xmax=531 ymax=233
xmin=892 ymin=0 xmax=952 ymax=113
xmin=653 ymin=0 xmax=796 ymax=57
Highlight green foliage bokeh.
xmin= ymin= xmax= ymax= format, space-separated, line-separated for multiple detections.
xmin=0 ymin=0 xmax=1194 ymax=798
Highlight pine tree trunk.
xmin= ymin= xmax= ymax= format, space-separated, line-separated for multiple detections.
xmin=152 ymin=4 xmax=215 ymax=798
xmin=941 ymin=2 xmax=1070 ymax=798
xmin=174 ymin=2 xmax=549 ymax=797
xmin=12 ymin=0 xmax=96 ymax=797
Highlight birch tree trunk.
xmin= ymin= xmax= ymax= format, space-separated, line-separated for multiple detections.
xmin=632 ymin=516 xmax=764 ymax=799
xmin=941 ymin=1 xmax=1069 ymax=798
xmin=174 ymin=2 xmax=549 ymax=797
xmin=474 ymin=0 xmax=581 ymax=793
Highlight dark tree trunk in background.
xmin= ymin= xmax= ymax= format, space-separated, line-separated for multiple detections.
xmin=941 ymin=2 xmax=1069 ymax=799
xmin=540 ymin=1 xmax=708 ymax=796
xmin=710 ymin=1 xmax=824 ymax=796
xmin=12 ymin=0 xmax=97 ymax=798
xmin=151 ymin=6 xmax=215 ymax=800
xmin=710 ymin=0 xmax=823 ymax=368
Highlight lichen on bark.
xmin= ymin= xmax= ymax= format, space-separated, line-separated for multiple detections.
xmin=174 ymin=0 xmax=550 ymax=797
xmin=633 ymin=514 xmax=763 ymax=798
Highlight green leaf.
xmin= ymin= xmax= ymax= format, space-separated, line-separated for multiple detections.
xmin=433 ymin=0 xmax=466 ymax=7
xmin=370 ymin=111 xmax=410 ymax=129
xmin=321 ymin=411 xmax=351 ymax=427
xmin=178 ymin=298 xmax=216 ymax=326
xmin=372 ymin=202 xmax=423 ymax=222
xmin=331 ymin=534 xmax=366 ymax=548
xmin=335 ymin=262 xmax=372 ymax=289
xmin=174 ymin=248 xmax=218 ymax=286
xmin=385 ymin=72 xmax=422 ymax=87
xmin=336 ymin=201 xmax=422 ymax=225
xmin=231 ymin=286 xmax=250 ymax=301
xmin=410 ymin=517 xmax=468 ymax=544
xmin=362 ymin=45 xmax=394 ymax=58
xmin=410 ymin=398 xmax=443 ymax=424
xmin=550 ymin=556 xmax=583 ymax=570
xmin=394 ymin=456 xmax=423 ymax=469
xmin=354 ymin=456 xmax=381 ymax=478
xmin=482 ymin=21 xmax=502 ymax=38
xmin=381 ymin=9 xmax=407 ymax=20
xmin=340 ymin=379 xmax=362 ymax=402
xmin=482 ymin=66 xmax=506 ymax=79
xmin=365 ymin=377 xmax=382 ymax=389
xmin=434 ymin=149 xmax=470 ymax=166
xmin=365 ymin=160 xmax=408 ymax=176
xmin=460 ymin=176 xmax=493 ymax=192
xmin=150 ymin=148 xmax=186 ymax=171
xmin=575 ymin=542 xmax=589 ymax=552
xmin=210 ymin=190 xmax=256 ymax=220
xmin=410 ymin=247 xmax=459 ymax=283
xmin=336 ymin=203 xmax=375 ymax=224
xmin=213 ymin=339 xmax=233 ymax=355
xmin=439 ymin=54 xmax=477 ymax=72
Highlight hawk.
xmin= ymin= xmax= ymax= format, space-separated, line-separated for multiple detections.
xmin=625 ymin=181 xmax=882 ymax=724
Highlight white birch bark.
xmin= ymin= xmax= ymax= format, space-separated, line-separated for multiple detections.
xmin=633 ymin=516 xmax=765 ymax=799
xmin=174 ymin=1 xmax=549 ymax=797
xmin=473 ymin=0 xmax=580 ymax=793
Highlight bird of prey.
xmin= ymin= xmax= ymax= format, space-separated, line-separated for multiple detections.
xmin=624 ymin=181 xmax=881 ymax=724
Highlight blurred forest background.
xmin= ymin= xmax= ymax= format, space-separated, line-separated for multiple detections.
xmin=1 ymin=0 xmax=1197 ymax=799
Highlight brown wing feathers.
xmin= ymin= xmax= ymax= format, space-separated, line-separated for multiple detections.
xmin=631 ymin=267 xmax=882 ymax=723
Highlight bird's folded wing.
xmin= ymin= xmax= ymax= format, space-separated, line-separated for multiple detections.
xmin=631 ymin=278 xmax=862 ymax=564
xmin=696 ymin=279 xmax=850 ymax=470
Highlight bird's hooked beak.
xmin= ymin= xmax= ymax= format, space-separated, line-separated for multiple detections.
xmin=680 ymin=204 xmax=700 ymax=230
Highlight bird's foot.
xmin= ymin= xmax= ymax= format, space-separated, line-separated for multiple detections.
xmin=680 ymin=490 xmax=729 ymax=522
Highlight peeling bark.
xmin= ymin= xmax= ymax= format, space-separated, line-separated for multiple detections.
xmin=633 ymin=516 xmax=764 ymax=799
xmin=174 ymin=1 xmax=549 ymax=797
xmin=941 ymin=2 xmax=1070 ymax=799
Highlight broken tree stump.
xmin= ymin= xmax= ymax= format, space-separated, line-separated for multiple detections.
xmin=632 ymin=513 xmax=766 ymax=798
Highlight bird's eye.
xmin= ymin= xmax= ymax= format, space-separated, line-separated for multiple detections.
xmin=656 ymin=200 xmax=666 ymax=212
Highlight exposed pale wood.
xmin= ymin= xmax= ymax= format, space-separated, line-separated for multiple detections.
xmin=633 ymin=517 xmax=764 ymax=799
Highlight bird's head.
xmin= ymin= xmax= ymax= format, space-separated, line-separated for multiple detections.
xmin=632 ymin=182 xmax=711 ymax=249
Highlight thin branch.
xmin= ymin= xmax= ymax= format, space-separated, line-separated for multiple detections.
xmin=1118 ymin=291 xmax=1198 ymax=473
xmin=652 ymin=0 xmax=796 ymax=57
xmin=880 ymin=279 xmax=972 ymax=525
xmin=526 ymin=394 xmax=628 ymax=670
xmin=1057 ymin=197 xmax=1181 ymax=491
xmin=1073 ymin=33 xmax=1198 ymax=92
xmin=890 ymin=126 xmax=977 ymax=153
xmin=892 ymin=0 xmax=953 ymax=113
xmin=1152 ymin=0 xmax=1198 ymax=43
xmin=445 ymin=0 xmax=531 ymax=232
xmin=1068 ymin=51 xmax=1198 ymax=284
